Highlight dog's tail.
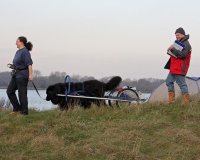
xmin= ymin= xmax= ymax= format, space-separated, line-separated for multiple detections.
xmin=105 ymin=76 xmax=122 ymax=91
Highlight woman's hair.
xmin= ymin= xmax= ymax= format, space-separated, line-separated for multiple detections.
xmin=18 ymin=36 xmax=33 ymax=51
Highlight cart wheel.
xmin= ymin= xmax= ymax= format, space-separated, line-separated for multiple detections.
xmin=116 ymin=88 xmax=139 ymax=107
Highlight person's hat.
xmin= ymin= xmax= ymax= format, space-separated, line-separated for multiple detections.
xmin=175 ymin=27 xmax=185 ymax=35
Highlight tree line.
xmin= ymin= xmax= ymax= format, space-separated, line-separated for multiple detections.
xmin=0 ymin=70 xmax=164 ymax=93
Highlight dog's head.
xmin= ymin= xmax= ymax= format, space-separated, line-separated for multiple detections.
xmin=46 ymin=83 xmax=66 ymax=104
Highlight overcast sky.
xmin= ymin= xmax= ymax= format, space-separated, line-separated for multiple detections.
xmin=0 ymin=0 xmax=200 ymax=79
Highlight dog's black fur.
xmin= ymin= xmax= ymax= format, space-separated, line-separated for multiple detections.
xmin=46 ymin=76 xmax=122 ymax=110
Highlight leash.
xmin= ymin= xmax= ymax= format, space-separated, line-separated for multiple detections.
xmin=7 ymin=64 xmax=15 ymax=69
xmin=30 ymin=80 xmax=46 ymax=100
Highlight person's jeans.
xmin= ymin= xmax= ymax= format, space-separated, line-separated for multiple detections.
xmin=7 ymin=77 xmax=29 ymax=115
xmin=166 ymin=73 xmax=188 ymax=94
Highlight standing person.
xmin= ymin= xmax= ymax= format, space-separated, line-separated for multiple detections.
xmin=165 ymin=27 xmax=192 ymax=104
xmin=7 ymin=36 xmax=33 ymax=115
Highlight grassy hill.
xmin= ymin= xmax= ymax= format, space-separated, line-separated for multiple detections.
xmin=1 ymin=98 xmax=200 ymax=160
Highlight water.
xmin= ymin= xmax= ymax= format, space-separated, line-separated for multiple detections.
xmin=0 ymin=89 xmax=151 ymax=111
xmin=0 ymin=89 xmax=56 ymax=111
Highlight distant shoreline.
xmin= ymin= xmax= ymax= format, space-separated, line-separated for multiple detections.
xmin=0 ymin=87 xmax=6 ymax=89
xmin=0 ymin=87 xmax=46 ymax=90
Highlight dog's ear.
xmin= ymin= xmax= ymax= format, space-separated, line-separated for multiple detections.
xmin=46 ymin=86 xmax=53 ymax=94
xmin=46 ymin=96 xmax=50 ymax=101
xmin=46 ymin=85 xmax=56 ymax=100
xmin=46 ymin=84 xmax=64 ymax=105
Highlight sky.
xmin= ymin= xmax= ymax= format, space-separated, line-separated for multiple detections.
xmin=0 ymin=0 xmax=200 ymax=79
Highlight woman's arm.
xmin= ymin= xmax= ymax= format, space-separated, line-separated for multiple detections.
xmin=28 ymin=65 xmax=33 ymax=81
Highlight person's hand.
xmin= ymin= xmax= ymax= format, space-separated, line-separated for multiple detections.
xmin=29 ymin=74 xmax=33 ymax=81
xmin=167 ymin=45 xmax=173 ymax=51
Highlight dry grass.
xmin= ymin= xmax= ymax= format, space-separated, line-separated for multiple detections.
xmin=0 ymin=98 xmax=11 ymax=111
xmin=1 ymin=98 xmax=200 ymax=160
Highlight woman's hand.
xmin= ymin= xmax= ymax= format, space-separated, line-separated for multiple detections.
xmin=29 ymin=74 xmax=33 ymax=81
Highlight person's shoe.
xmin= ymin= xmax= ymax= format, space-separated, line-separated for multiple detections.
xmin=9 ymin=111 xmax=20 ymax=116
xmin=182 ymin=93 xmax=190 ymax=105
xmin=168 ymin=92 xmax=175 ymax=104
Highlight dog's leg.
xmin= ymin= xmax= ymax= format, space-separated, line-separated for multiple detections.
xmin=59 ymin=104 xmax=66 ymax=111
xmin=59 ymin=101 xmax=68 ymax=111
xmin=81 ymin=99 xmax=92 ymax=109
xmin=94 ymin=100 xmax=101 ymax=107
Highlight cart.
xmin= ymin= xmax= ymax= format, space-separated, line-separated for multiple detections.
xmin=57 ymin=75 xmax=147 ymax=107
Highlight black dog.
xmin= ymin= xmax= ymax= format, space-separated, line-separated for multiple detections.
xmin=46 ymin=76 xmax=122 ymax=110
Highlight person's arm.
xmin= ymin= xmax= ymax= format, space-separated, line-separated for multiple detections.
xmin=170 ymin=41 xmax=191 ymax=59
xmin=167 ymin=45 xmax=173 ymax=51
xmin=28 ymin=65 xmax=33 ymax=81
xmin=23 ymin=50 xmax=33 ymax=80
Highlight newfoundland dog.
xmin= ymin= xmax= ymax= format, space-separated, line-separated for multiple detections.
xmin=46 ymin=76 xmax=122 ymax=110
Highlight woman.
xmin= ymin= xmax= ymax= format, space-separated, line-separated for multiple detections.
xmin=7 ymin=36 xmax=33 ymax=115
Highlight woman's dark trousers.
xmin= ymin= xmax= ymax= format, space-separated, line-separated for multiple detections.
xmin=7 ymin=77 xmax=29 ymax=115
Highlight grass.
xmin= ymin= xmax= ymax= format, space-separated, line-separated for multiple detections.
xmin=1 ymin=98 xmax=200 ymax=160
